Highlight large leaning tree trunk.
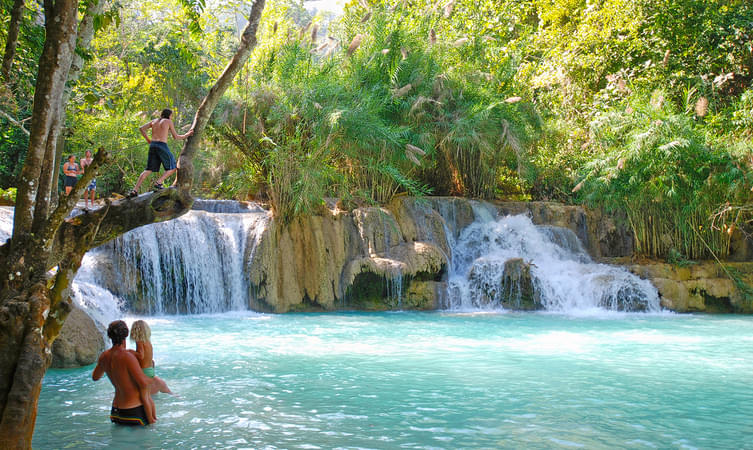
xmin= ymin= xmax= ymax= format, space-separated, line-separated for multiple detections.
xmin=0 ymin=1 xmax=266 ymax=448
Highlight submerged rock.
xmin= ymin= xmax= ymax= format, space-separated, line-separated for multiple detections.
xmin=51 ymin=305 xmax=105 ymax=368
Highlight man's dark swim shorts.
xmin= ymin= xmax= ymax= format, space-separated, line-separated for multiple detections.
xmin=146 ymin=141 xmax=176 ymax=172
xmin=64 ymin=175 xmax=77 ymax=187
xmin=110 ymin=405 xmax=148 ymax=426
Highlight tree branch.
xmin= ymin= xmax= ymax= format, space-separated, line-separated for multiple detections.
xmin=47 ymin=188 xmax=192 ymax=270
xmin=0 ymin=108 xmax=29 ymax=136
xmin=176 ymin=0 xmax=267 ymax=193
xmin=0 ymin=0 xmax=25 ymax=82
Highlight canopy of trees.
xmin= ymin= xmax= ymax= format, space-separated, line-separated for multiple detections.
xmin=1 ymin=0 xmax=751 ymax=253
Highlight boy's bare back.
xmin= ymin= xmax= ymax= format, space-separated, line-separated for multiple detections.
xmin=149 ymin=118 xmax=176 ymax=143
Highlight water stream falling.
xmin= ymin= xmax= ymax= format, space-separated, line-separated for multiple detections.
xmin=99 ymin=205 xmax=269 ymax=315
xmin=441 ymin=203 xmax=660 ymax=312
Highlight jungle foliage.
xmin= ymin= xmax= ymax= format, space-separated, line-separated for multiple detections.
xmin=0 ymin=0 xmax=751 ymax=257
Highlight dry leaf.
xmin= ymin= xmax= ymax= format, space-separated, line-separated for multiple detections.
xmin=406 ymin=152 xmax=421 ymax=165
xmin=361 ymin=12 xmax=372 ymax=23
xmin=505 ymin=96 xmax=522 ymax=103
xmin=393 ymin=84 xmax=412 ymax=98
xmin=452 ymin=37 xmax=469 ymax=47
xmin=429 ymin=28 xmax=437 ymax=45
xmin=347 ymin=34 xmax=364 ymax=56
xmin=401 ymin=47 xmax=408 ymax=60
xmin=381 ymin=48 xmax=390 ymax=55
xmin=695 ymin=96 xmax=709 ymax=117
xmin=572 ymin=181 xmax=584 ymax=193
xmin=406 ymin=143 xmax=426 ymax=156
xmin=444 ymin=0 xmax=455 ymax=18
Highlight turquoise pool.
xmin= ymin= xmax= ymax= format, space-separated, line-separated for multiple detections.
xmin=34 ymin=312 xmax=753 ymax=448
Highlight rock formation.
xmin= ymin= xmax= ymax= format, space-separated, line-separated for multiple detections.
xmin=625 ymin=260 xmax=753 ymax=313
xmin=51 ymin=304 xmax=105 ymax=368
xmin=248 ymin=201 xmax=448 ymax=312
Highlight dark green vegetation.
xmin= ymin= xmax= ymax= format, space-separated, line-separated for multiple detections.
xmin=1 ymin=0 xmax=751 ymax=258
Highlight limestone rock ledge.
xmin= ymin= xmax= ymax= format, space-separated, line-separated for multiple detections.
xmin=248 ymin=200 xmax=449 ymax=312
xmin=618 ymin=260 xmax=753 ymax=313
xmin=51 ymin=304 xmax=105 ymax=368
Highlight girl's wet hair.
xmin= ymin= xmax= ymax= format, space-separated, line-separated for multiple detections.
xmin=161 ymin=108 xmax=172 ymax=119
xmin=130 ymin=320 xmax=151 ymax=342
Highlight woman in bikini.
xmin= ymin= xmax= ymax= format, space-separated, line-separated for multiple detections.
xmin=62 ymin=154 xmax=80 ymax=196
xmin=129 ymin=320 xmax=174 ymax=423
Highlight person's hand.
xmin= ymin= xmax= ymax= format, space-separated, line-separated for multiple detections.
xmin=187 ymin=128 xmax=195 ymax=137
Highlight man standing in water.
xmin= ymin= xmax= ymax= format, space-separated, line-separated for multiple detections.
xmin=127 ymin=108 xmax=193 ymax=197
xmin=93 ymin=320 xmax=155 ymax=426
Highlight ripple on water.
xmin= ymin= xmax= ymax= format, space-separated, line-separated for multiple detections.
xmin=33 ymin=312 xmax=753 ymax=449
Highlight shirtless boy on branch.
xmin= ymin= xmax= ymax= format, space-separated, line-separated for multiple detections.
xmin=93 ymin=320 xmax=155 ymax=426
xmin=127 ymin=108 xmax=194 ymax=198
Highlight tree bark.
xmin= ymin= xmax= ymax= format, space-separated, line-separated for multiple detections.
xmin=11 ymin=0 xmax=78 ymax=248
xmin=1 ymin=0 xmax=25 ymax=82
xmin=176 ymin=0 xmax=266 ymax=193
xmin=47 ymin=0 xmax=105 ymax=209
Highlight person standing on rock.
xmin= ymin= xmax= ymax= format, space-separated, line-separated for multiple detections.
xmin=127 ymin=108 xmax=193 ymax=198
xmin=92 ymin=320 xmax=155 ymax=426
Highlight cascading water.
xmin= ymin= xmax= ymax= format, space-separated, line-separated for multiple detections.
xmin=57 ymin=201 xmax=268 ymax=320
xmin=442 ymin=204 xmax=661 ymax=313
xmin=100 ymin=205 xmax=269 ymax=314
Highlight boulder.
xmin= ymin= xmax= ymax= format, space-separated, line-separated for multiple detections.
xmin=500 ymin=258 xmax=540 ymax=310
xmin=51 ymin=305 xmax=105 ymax=368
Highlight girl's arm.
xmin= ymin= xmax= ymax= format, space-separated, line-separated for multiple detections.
xmin=134 ymin=341 xmax=146 ymax=364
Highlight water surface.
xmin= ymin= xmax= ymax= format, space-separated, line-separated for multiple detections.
xmin=35 ymin=312 xmax=753 ymax=448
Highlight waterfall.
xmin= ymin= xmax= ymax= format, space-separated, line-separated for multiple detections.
xmin=441 ymin=207 xmax=661 ymax=313
xmin=73 ymin=201 xmax=269 ymax=316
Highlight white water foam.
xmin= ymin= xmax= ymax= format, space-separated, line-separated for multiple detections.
xmin=101 ymin=204 xmax=269 ymax=314
xmin=442 ymin=206 xmax=660 ymax=313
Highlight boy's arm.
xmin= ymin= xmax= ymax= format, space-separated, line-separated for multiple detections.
xmin=169 ymin=119 xmax=194 ymax=140
xmin=139 ymin=120 xmax=153 ymax=143
xmin=92 ymin=353 xmax=105 ymax=381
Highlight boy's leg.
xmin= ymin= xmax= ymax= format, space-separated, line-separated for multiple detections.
xmin=154 ymin=168 xmax=176 ymax=186
xmin=133 ymin=169 xmax=152 ymax=192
